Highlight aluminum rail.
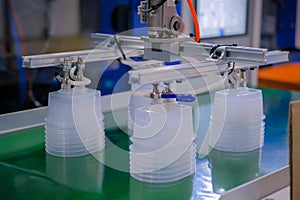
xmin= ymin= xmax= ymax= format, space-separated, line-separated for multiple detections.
xmin=180 ymin=42 xmax=289 ymax=65
xmin=129 ymin=61 xmax=229 ymax=85
xmin=91 ymin=33 xmax=144 ymax=50
xmin=23 ymin=33 xmax=288 ymax=69
xmin=91 ymin=33 xmax=289 ymax=65
xmin=22 ymin=49 xmax=143 ymax=69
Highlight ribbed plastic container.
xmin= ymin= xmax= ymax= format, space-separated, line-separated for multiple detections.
xmin=209 ymin=87 xmax=265 ymax=152
xmin=130 ymin=102 xmax=196 ymax=183
xmin=45 ymin=87 xmax=105 ymax=157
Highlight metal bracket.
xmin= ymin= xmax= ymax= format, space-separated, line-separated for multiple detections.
xmin=23 ymin=33 xmax=289 ymax=74
xmin=91 ymin=33 xmax=289 ymax=65
xmin=22 ymin=48 xmax=142 ymax=69
xmin=129 ymin=61 xmax=229 ymax=85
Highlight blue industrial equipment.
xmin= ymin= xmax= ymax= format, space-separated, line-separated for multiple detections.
xmin=277 ymin=0 xmax=299 ymax=49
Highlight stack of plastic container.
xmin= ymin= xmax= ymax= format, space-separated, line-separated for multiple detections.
xmin=45 ymin=87 xmax=105 ymax=157
xmin=208 ymin=87 xmax=265 ymax=152
xmin=130 ymin=102 xmax=196 ymax=183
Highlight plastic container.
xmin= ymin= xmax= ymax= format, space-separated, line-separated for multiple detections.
xmin=208 ymin=87 xmax=265 ymax=152
xmin=130 ymin=168 xmax=195 ymax=183
xmin=130 ymin=144 xmax=196 ymax=173
xmin=130 ymin=174 xmax=194 ymax=200
xmin=129 ymin=143 xmax=196 ymax=166
xmin=128 ymin=84 xmax=153 ymax=135
xmin=46 ymin=145 xmax=102 ymax=157
xmin=45 ymin=87 xmax=105 ymax=157
xmin=129 ymin=102 xmax=196 ymax=183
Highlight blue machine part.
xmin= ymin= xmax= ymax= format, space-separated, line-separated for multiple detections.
xmin=277 ymin=0 xmax=298 ymax=49
xmin=289 ymin=51 xmax=300 ymax=62
xmin=161 ymin=93 xmax=196 ymax=103
xmin=99 ymin=60 xmax=131 ymax=95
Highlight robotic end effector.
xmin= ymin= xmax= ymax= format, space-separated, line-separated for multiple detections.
xmin=138 ymin=0 xmax=184 ymax=38
xmin=138 ymin=0 xmax=188 ymax=62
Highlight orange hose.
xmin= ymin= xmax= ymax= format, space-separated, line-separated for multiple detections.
xmin=186 ymin=0 xmax=200 ymax=43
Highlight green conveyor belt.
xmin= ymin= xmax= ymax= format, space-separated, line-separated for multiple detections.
xmin=0 ymin=126 xmax=44 ymax=160
xmin=0 ymin=127 xmax=194 ymax=200
xmin=0 ymin=127 xmax=133 ymax=200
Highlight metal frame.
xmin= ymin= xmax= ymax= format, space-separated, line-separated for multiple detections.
xmin=128 ymin=61 xmax=228 ymax=85
xmin=220 ymin=166 xmax=290 ymax=200
xmin=23 ymin=33 xmax=289 ymax=69
xmin=91 ymin=33 xmax=289 ymax=65
xmin=0 ymin=107 xmax=47 ymax=135
xmin=22 ymin=48 xmax=143 ymax=69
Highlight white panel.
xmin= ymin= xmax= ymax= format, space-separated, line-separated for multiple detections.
xmin=0 ymin=0 xmax=81 ymax=39
xmin=0 ymin=0 xmax=48 ymax=40
xmin=50 ymin=0 xmax=80 ymax=36
xmin=14 ymin=0 xmax=48 ymax=39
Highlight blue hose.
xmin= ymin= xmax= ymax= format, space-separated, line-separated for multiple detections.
xmin=161 ymin=93 xmax=196 ymax=103
xmin=8 ymin=6 xmax=26 ymax=107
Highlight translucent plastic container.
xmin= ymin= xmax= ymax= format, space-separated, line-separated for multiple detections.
xmin=131 ymin=157 xmax=195 ymax=183
xmin=130 ymin=168 xmax=195 ymax=183
xmin=45 ymin=134 xmax=104 ymax=147
xmin=128 ymin=84 xmax=153 ymax=135
xmin=130 ymin=143 xmax=196 ymax=167
xmin=46 ymin=145 xmax=103 ymax=157
xmin=130 ymin=144 xmax=196 ymax=173
xmin=208 ymin=87 xmax=265 ymax=152
xmin=45 ymin=139 xmax=104 ymax=149
xmin=131 ymin=103 xmax=195 ymax=149
xmin=130 ymin=173 xmax=194 ymax=200
xmin=129 ymin=102 xmax=196 ymax=183
xmin=45 ymin=87 xmax=105 ymax=157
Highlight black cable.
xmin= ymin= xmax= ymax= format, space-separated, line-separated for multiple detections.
xmin=209 ymin=43 xmax=238 ymax=58
xmin=114 ymin=35 xmax=126 ymax=60
xmin=148 ymin=0 xmax=168 ymax=12
xmin=227 ymin=61 xmax=235 ymax=75
xmin=210 ymin=44 xmax=225 ymax=56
